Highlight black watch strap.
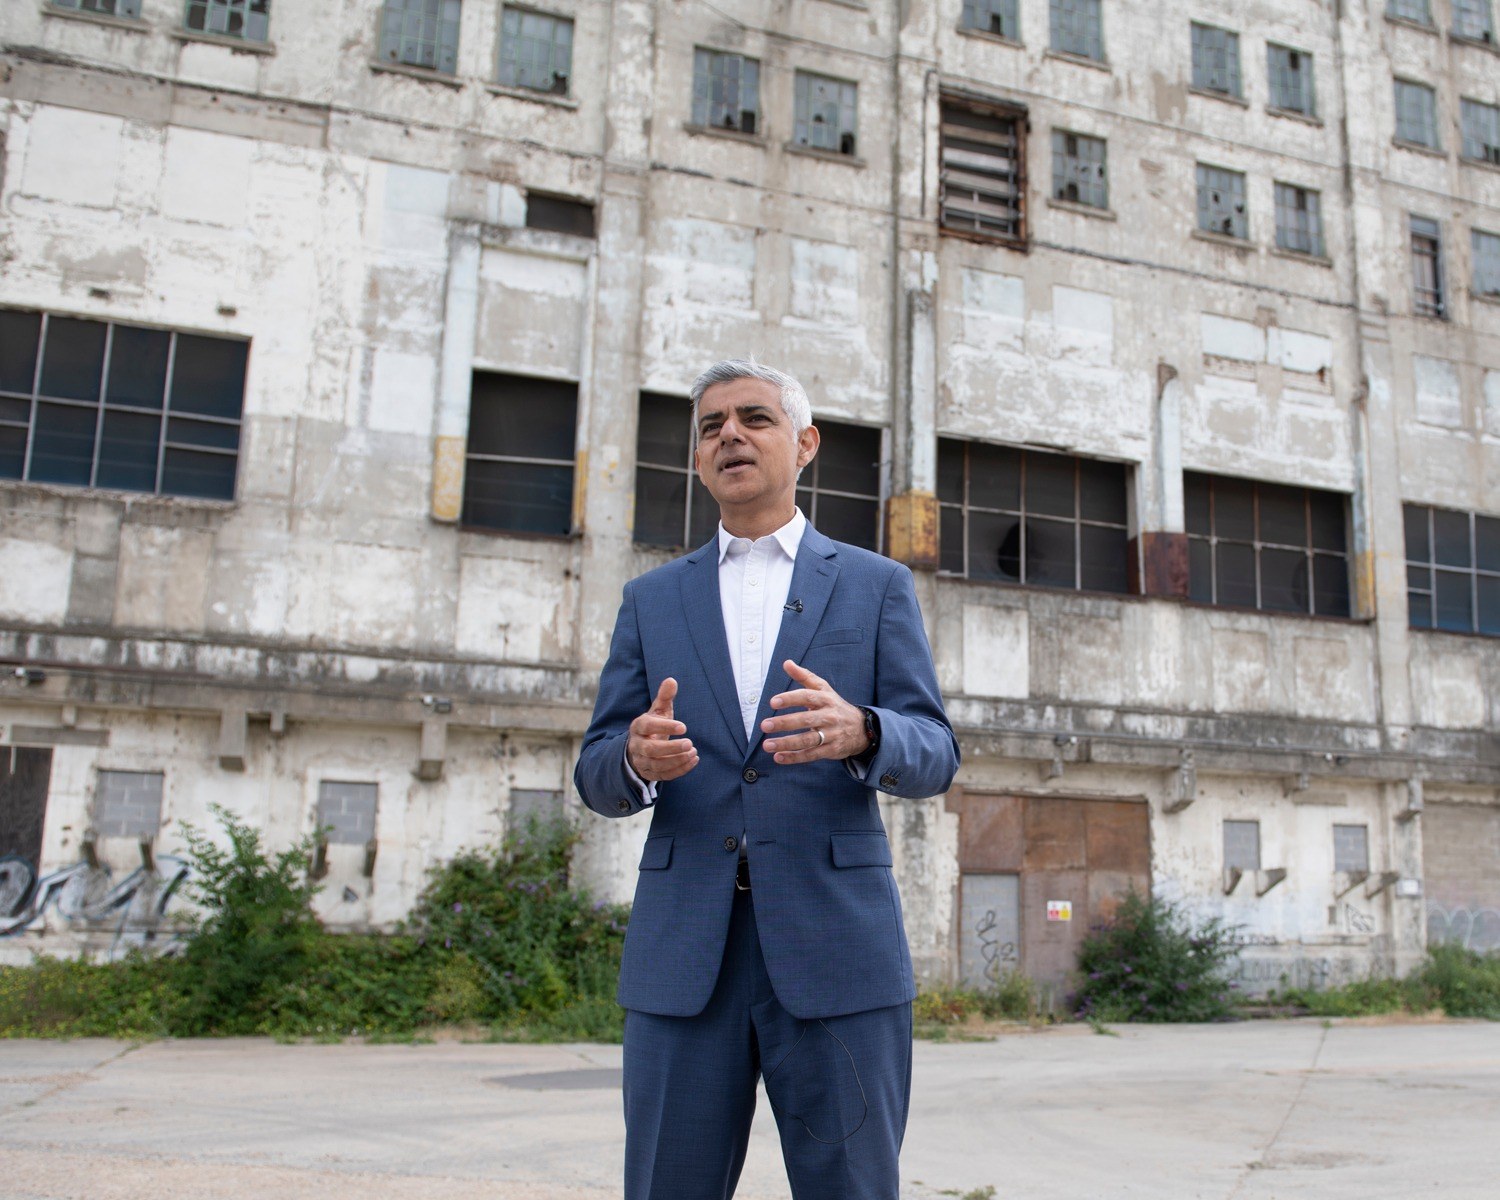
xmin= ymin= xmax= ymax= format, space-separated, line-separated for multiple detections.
xmin=856 ymin=706 xmax=880 ymax=762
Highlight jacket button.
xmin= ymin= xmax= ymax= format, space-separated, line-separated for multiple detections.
xmin=880 ymin=772 xmax=899 ymax=789
xmin=616 ymin=799 xmax=631 ymax=812
xmin=723 ymin=836 xmax=738 ymax=852
xmin=743 ymin=767 xmax=759 ymax=783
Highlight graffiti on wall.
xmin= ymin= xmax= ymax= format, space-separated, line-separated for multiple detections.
xmin=1427 ymin=903 xmax=1500 ymax=953
xmin=0 ymin=852 xmax=191 ymax=951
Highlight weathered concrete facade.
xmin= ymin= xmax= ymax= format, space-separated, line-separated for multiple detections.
xmin=1 ymin=1 xmax=1496 ymax=992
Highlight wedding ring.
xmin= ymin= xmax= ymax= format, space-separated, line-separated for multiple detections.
xmin=815 ymin=729 xmax=826 ymax=748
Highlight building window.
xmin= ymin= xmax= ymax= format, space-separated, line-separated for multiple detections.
xmin=1186 ymin=473 xmax=1350 ymax=617
xmin=0 ymin=310 xmax=245 ymax=500
xmin=1475 ymin=229 xmax=1500 ymax=298
xmin=95 ymin=770 xmax=164 ymax=839
xmin=51 ymin=1 xmax=143 ymax=16
xmin=1223 ymin=820 xmax=1261 ymax=872
xmin=462 ymin=372 xmax=576 ymax=535
xmin=184 ymin=0 xmax=269 ymax=40
xmin=1267 ymin=43 xmax=1315 ymax=116
xmin=691 ymin=48 xmax=760 ymax=134
xmin=379 ymin=0 xmax=460 ymax=74
xmin=940 ymin=97 xmax=1026 ymax=241
xmin=937 ymin=440 xmax=1130 ymax=593
xmin=793 ymin=72 xmax=858 ymax=156
xmin=1274 ymin=183 xmax=1325 ymax=257
xmin=1387 ymin=0 xmax=1433 ymax=24
xmin=1394 ymin=79 xmax=1440 ymax=149
xmin=1191 ymin=23 xmax=1241 ymax=98
xmin=1052 ymin=130 xmax=1107 ymax=209
xmin=525 ymin=192 xmax=595 ymax=237
xmin=1410 ymin=215 xmax=1446 ymax=318
xmin=1405 ymin=504 xmax=1500 ymax=635
xmin=316 ymin=781 xmax=379 ymax=846
xmin=1196 ymin=163 xmax=1248 ymax=240
xmin=634 ymin=391 xmax=719 ymax=550
xmin=1452 ymin=0 xmax=1496 ymax=42
xmin=795 ymin=422 xmax=882 ymax=551
xmin=1460 ymin=97 xmax=1500 ymax=165
xmin=961 ymin=0 xmax=1018 ymax=39
xmin=497 ymin=6 xmax=572 ymax=95
xmin=1050 ymin=0 xmax=1103 ymax=61
xmin=1333 ymin=824 xmax=1370 ymax=874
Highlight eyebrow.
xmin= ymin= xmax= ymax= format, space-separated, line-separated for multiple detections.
xmin=698 ymin=403 xmax=779 ymax=430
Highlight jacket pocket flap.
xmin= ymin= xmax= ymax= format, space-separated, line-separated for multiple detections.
xmin=809 ymin=627 xmax=864 ymax=648
xmin=639 ymin=836 xmax=673 ymax=870
xmin=830 ymin=830 xmax=893 ymax=868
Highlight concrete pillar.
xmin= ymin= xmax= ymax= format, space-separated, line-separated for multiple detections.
xmin=430 ymin=222 xmax=481 ymax=523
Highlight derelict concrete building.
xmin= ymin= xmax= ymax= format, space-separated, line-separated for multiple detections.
xmin=0 ymin=0 xmax=1497 ymax=995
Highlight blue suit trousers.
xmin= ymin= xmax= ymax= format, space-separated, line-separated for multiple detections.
xmin=623 ymin=886 xmax=912 ymax=1200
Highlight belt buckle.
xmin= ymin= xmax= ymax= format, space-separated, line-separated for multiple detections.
xmin=735 ymin=858 xmax=751 ymax=892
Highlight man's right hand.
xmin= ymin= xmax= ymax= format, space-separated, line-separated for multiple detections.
xmin=627 ymin=677 xmax=699 ymax=782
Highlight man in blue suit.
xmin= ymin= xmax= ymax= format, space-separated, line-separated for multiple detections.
xmin=575 ymin=360 xmax=959 ymax=1199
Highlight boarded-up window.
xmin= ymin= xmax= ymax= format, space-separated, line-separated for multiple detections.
xmin=1223 ymin=820 xmax=1261 ymax=871
xmin=940 ymin=98 xmax=1026 ymax=244
xmin=1333 ymin=824 xmax=1370 ymax=873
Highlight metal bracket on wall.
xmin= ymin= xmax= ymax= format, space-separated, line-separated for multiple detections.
xmin=1164 ymin=749 xmax=1197 ymax=813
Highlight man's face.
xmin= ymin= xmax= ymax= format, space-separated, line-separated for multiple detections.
xmin=693 ymin=377 xmax=819 ymax=521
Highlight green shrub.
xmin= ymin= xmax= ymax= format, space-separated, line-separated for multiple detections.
xmin=1072 ymin=891 xmax=1241 ymax=1023
xmin=1416 ymin=944 xmax=1500 ymax=1018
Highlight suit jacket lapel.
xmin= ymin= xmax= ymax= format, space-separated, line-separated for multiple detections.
xmin=752 ymin=526 xmax=840 ymax=755
xmin=681 ymin=539 xmax=749 ymax=754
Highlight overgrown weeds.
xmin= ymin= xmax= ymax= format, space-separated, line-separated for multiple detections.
xmin=1278 ymin=943 xmax=1500 ymax=1020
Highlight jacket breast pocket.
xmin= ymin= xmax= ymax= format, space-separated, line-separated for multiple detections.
xmin=809 ymin=627 xmax=865 ymax=649
xmin=830 ymin=830 xmax=893 ymax=868
xmin=639 ymin=835 xmax=673 ymax=870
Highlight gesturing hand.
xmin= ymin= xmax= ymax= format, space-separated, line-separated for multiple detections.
xmin=627 ymin=678 xmax=699 ymax=783
xmin=760 ymin=660 xmax=872 ymax=765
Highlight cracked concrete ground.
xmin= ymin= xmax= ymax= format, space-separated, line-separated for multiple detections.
xmin=1 ymin=1019 xmax=1497 ymax=1199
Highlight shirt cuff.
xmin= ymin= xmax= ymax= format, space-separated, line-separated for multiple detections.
xmin=622 ymin=750 xmax=658 ymax=806
xmin=844 ymin=755 xmax=872 ymax=783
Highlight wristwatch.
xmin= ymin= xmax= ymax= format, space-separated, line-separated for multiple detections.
xmin=855 ymin=706 xmax=880 ymax=762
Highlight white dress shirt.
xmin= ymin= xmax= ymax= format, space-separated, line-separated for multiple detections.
xmin=626 ymin=509 xmax=806 ymax=805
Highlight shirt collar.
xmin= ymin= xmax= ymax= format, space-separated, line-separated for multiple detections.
xmin=717 ymin=507 xmax=807 ymax=564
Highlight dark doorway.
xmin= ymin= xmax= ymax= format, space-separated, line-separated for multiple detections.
xmin=0 ymin=747 xmax=53 ymax=915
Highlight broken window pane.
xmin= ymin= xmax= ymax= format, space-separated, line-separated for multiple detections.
xmin=1410 ymin=215 xmax=1445 ymax=317
xmin=692 ymin=48 xmax=760 ymax=134
xmin=1274 ymin=183 xmax=1324 ymax=257
xmin=1050 ymin=0 xmax=1104 ymax=61
xmin=1196 ymin=163 xmax=1248 ymax=239
xmin=1051 ymin=129 xmax=1108 ymax=210
xmin=1260 ymin=547 xmax=1309 ymax=613
xmin=380 ymin=0 xmax=461 ymax=74
xmin=184 ymin=0 xmax=270 ymax=42
xmin=1267 ymin=43 xmax=1315 ymax=116
xmin=962 ymin=0 xmax=1019 ymax=38
xmin=1460 ymin=98 xmax=1500 ymax=166
xmin=794 ymin=72 xmax=858 ymax=156
xmin=1452 ymin=0 xmax=1496 ymax=41
xmin=499 ymin=6 xmax=573 ymax=94
xmin=1191 ymin=23 xmax=1241 ymax=98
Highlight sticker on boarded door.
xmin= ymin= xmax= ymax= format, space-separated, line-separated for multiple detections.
xmin=1047 ymin=900 xmax=1072 ymax=922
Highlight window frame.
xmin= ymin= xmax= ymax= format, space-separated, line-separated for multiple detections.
xmin=49 ymin=0 xmax=144 ymax=17
xmin=936 ymin=437 xmax=1133 ymax=596
xmin=1273 ymin=181 xmax=1325 ymax=258
xmin=961 ymin=0 xmax=1020 ymax=41
xmin=1386 ymin=0 xmax=1434 ymax=25
xmin=497 ymin=5 xmax=574 ymax=96
xmin=793 ymin=70 xmax=859 ymax=157
xmin=378 ymin=0 xmax=461 ymax=75
xmin=1404 ymin=503 xmax=1500 ymax=636
xmin=1393 ymin=78 xmax=1441 ymax=149
xmin=1474 ymin=228 xmax=1500 ymax=298
xmin=1451 ymin=0 xmax=1496 ymax=43
xmin=1195 ymin=162 xmax=1249 ymax=241
xmin=690 ymin=47 xmax=762 ymax=136
xmin=1185 ymin=472 xmax=1353 ymax=618
xmin=460 ymin=371 xmax=578 ymax=537
xmin=1410 ymin=214 xmax=1446 ymax=318
xmin=1190 ymin=22 xmax=1242 ymax=99
xmin=1459 ymin=97 xmax=1500 ymax=166
xmin=1051 ymin=128 xmax=1108 ymax=210
xmin=939 ymin=94 xmax=1029 ymax=245
xmin=1049 ymin=0 xmax=1104 ymax=62
xmin=183 ymin=0 xmax=269 ymax=42
xmin=1266 ymin=42 xmax=1316 ymax=117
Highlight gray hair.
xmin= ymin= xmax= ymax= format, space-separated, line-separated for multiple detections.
xmin=688 ymin=360 xmax=813 ymax=435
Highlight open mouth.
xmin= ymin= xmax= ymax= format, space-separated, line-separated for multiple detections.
xmin=719 ymin=456 xmax=755 ymax=474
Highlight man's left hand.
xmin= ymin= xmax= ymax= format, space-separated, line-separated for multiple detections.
xmin=761 ymin=660 xmax=871 ymax=764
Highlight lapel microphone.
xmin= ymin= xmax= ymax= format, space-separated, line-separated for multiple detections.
xmin=784 ymin=599 xmax=803 ymax=613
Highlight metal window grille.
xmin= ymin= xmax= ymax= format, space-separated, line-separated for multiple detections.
xmin=315 ymin=781 xmax=379 ymax=846
xmin=0 ymin=309 xmax=245 ymax=500
xmin=1333 ymin=825 xmax=1370 ymax=874
xmin=1223 ymin=821 xmax=1261 ymax=872
xmin=1410 ymin=215 xmax=1445 ymax=317
xmin=498 ymin=6 xmax=573 ymax=94
xmin=1267 ymin=44 xmax=1314 ymax=115
xmin=379 ymin=0 xmax=461 ymax=74
xmin=633 ymin=394 xmax=883 ymax=552
xmin=1452 ymin=0 xmax=1496 ymax=41
xmin=691 ymin=48 xmax=760 ymax=134
xmin=936 ymin=439 xmax=1131 ymax=594
xmin=95 ymin=771 xmax=164 ymax=839
xmin=461 ymin=372 xmax=577 ymax=535
xmin=961 ymin=0 xmax=1018 ymax=39
xmin=1387 ymin=0 xmax=1433 ymax=23
xmin=794 ymin=72 xmax=858 ymax=156
xmin=1475 ymin=229 xmax=1500 ymax=298
xmin=1184 ymin=472 xmax=1351 ymax=617
xmin=1191 ymin=23 xmax=1241 ymax=97
xmin=1274 ymin=183 xmax=1324 ymax=257
xmin=1394 ymin=79 xmax=1440 ymax=148
xmin=1196 ymin=163 xmax=1248 ymax=239
xmin=1050 ymin=0 xmax=1103 ymax=60
xmin=1460 ymin=98 xmax=1500 ymax=165
xmin=184 ymin=0 xmax=269 ymax=41
xmin=1404 ymin=503 xmax=1500 ymax=635
xmin=941 ymin=100 xmax=1026 ymax=240
xmin=1051 ymin=130 xmax=1107 ymax=209
xmin=52 ymin=0 xmax=144 ymax=16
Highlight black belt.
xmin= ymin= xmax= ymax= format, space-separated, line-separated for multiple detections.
xmin=735 ymin=857 xmax=751 ymax=891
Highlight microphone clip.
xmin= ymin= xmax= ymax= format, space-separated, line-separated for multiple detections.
xmin=783 ymin=599 xmax=804 ymax=613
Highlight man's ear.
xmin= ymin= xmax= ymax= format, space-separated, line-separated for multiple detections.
xmin=796 ymin=424 xmax=820 ymax=470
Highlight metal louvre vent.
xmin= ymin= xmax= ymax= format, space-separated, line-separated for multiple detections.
xmin=940 ymin=103 xmax=1024 ymax=241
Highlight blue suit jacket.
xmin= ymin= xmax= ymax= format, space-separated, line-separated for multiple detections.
xmin=574 ymin=525 xmax=959 ymax=1020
